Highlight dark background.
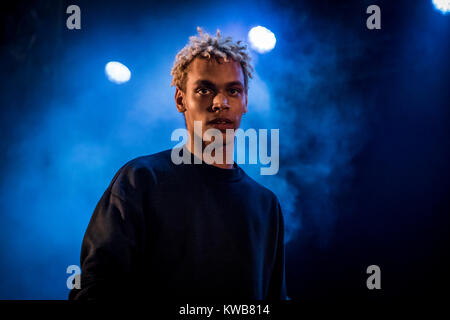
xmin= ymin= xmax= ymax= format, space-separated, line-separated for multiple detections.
xmin=0 ymin=0 xmax=448 ymax=299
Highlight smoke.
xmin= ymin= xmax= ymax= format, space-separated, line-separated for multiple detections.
xmin=0 ymin=0 xmax=369 ymax=298
xmin=240 ymin=4 xmax=369 ymax=245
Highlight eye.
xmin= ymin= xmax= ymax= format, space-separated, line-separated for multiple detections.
xmin=196 ymin=87 xmax=212 ymax=95
xmin=228 ymin=88 xmax=241 ymax=96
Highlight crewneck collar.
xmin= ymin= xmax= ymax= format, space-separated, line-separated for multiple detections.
xmin=175 ymin=144 xmax=244 ymax=182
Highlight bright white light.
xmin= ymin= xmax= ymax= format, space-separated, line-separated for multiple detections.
xmin=105 ymin=61 xmax=131 ymax=84
xmin=248 ymin=26 xmax=276 ymax=53
xmin=432 ymin=0 xmax=450 ymax=14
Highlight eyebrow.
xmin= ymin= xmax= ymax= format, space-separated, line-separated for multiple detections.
xmin=194 ymin=80 xmax=244 ymax=89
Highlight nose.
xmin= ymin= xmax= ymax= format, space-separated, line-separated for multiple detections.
xmin=211 ymin=93 xmax=229 ymax=112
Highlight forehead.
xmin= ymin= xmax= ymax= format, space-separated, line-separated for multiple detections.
xmin=186 ymin=57 xmax=244 ymax=86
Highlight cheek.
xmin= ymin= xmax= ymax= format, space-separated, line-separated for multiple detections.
xmin=189 ymin=94 xmax=211 ymax=109
xmin=185 ymin=96 xmax=210 ymax=120
xmin=232 ymin=97 xmax=246 ymax=110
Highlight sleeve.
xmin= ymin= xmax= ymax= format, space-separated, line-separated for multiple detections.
xmin=68 ymin=166 xmax=147 ymax=301
xmin=266 ymin=201 xmax=288 ymax=300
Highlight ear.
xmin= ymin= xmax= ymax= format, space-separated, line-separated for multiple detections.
xmin=175 ymin=86 xmax=186 ymax=113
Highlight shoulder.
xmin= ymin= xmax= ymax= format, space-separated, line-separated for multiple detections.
xmin=239 ymin=172 xmax=284 ymax=231
xmin=240 ymin=170 xmax=281 ymax=208
xmin=108 ymin=149 xmax=174 ymax=199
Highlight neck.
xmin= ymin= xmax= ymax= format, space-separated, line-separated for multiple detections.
xmin=186 ymin=136 xmax=235 ymax=170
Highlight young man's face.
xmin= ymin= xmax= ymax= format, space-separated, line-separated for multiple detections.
xmin=175 ymin=57 xmax=248 ymax=145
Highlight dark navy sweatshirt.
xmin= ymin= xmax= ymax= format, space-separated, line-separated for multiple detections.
xmin=69 ymin=146 xmax=287 ymax=301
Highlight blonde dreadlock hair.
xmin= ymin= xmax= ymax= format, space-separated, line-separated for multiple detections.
xmin=171 ymin=27 xmax=254 ymax=92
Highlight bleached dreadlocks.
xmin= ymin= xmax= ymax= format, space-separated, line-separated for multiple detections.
xmin=171 ymin=27 xmax=254 ymax=92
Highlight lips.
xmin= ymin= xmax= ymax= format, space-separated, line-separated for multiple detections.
xmin=208 ymin=117 xmax=233 ymax=124
xmin=208 ymin=117 xmax=234 ymax=131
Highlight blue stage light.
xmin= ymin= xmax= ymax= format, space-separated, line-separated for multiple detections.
xmin=105 ymin=61 xmax=131 ymax=84
xmin=248 ymin=26 xmax=276 ymax=53
xmin=432 ymin=0 xmax=450 ymax=14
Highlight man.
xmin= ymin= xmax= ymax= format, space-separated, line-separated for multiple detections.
xmin=69 ymin=28 xmax=287 ymax=301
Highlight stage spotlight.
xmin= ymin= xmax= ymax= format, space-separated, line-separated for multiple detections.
xmin=432 ymin=0 xmax=450 ymax=14
xmin=105 ymin=61 xmax=131 ymax=84
xmin=248 ymin=26 xmax=276 ymax=53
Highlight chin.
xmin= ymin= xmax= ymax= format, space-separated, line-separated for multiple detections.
xmin=222 ymin=132 xmax=235 ymax=145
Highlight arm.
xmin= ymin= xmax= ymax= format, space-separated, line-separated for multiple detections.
xmin=266 ymin=201 xmax=288 ymax=300
xmin=69 ymin=167 xmax=147 ymax=301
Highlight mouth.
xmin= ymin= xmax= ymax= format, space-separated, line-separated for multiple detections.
xmin=207 ymin=118 xmax=234 ymax=131
xmin=208 ymin=117 xmax=233 ymax=124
